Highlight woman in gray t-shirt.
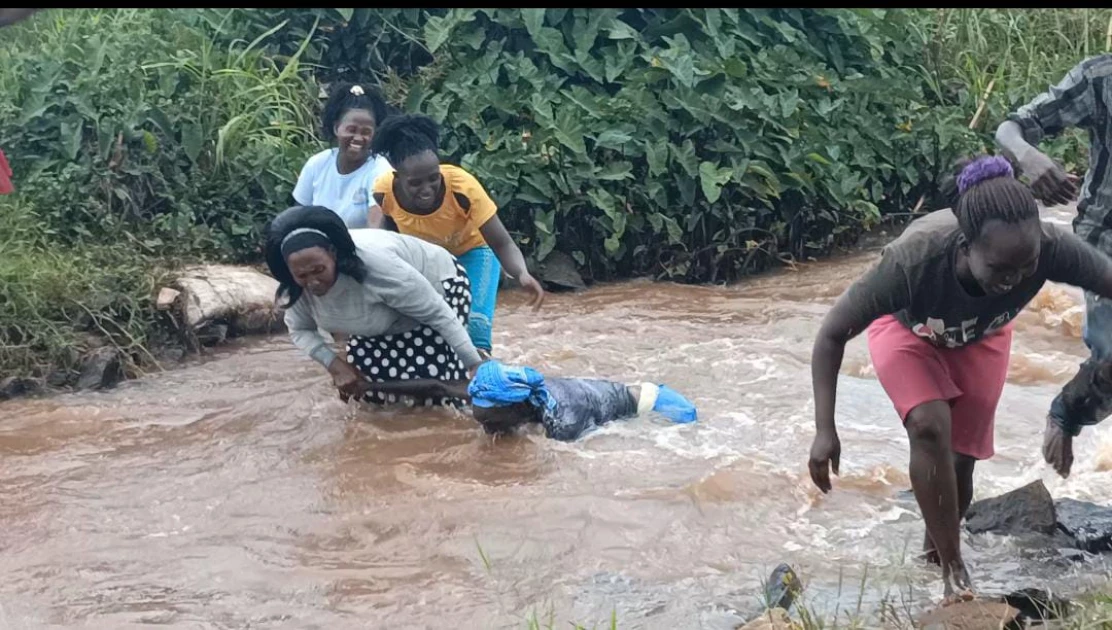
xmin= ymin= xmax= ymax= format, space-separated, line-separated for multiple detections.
xmin=265 ymin=205 xmax=484 ymax=408
xmin=807 ymin=156 xmax=1112 ymax=603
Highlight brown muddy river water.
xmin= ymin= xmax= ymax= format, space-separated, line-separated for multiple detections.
xmin=3 ymin=207 xmax=1112 ymax=629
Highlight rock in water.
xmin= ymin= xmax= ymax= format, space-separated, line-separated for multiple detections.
xmin=763 ymin=564 xmax=802 ymax=612
xmin=917 ymin=600 xmax=1018 ymax=630
xmin=0 ymin=376 xmax=41 ymax=400
xmin=1003 ymin=588 xmax=1072 ymax=623
xmin=76 ymin=347 xmax=123 ymax=391
xmin=1055 ymin=498 xmax=1112 ymax=553
xmin=538 ymin=251 xmax=586 ymax=291
xmin=964 ymin=480 xmax=1056 ymax=536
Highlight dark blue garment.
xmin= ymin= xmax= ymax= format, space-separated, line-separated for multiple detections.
xmin=538 ymin=378 xmax=638 ymax=441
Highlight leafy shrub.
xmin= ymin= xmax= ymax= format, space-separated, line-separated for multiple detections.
xmin=0 ymin=8 xmax=320 ymax=261
xmin=382 ymin=9 xmax=985 ymax=282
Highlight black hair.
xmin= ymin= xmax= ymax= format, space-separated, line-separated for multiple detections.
xmin=949 ymin=156 xmax=1039 ymax=242
xmin=472 ymin=403 xmax=540 ymax=436
xmin=264 ymin=205 xmax=366 ymax=308
xmin=320 ymin=82 xmax=391 ymax=143
xmin=369 ymin=113 xmax=440 ymax=168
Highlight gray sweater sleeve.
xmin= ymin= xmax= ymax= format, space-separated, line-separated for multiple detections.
xmin=284 ymin=297 xmax=338 ymax=368
xmin=364 ymin=249 xmax=484 ymax=369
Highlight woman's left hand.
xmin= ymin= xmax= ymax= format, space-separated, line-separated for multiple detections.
xmin=518 ymin=272 xmax=546 ymax=312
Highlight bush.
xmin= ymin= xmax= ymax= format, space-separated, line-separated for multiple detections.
xmin=378 ymin=9 xmax=985 ymax=283
xmin=0 ymin=8 xmax=320 ymax=261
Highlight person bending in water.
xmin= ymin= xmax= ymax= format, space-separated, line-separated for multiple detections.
xmin=807 ymin=156 xmax=1112 ymax=603
xmin=366 ymin=113 xmax=545 ymax=356
xmin=338 ymin=360 xmax=698 ymax=441
xmin=292 ymin=83 xmax=394 ymax=228
xmin=265 ymin=205 xmax=484 ymax=407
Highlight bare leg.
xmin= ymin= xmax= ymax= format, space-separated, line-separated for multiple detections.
xmin=906 ymin=400 xmax=972 ymax=604
xmin=922 ymin=453 xmax=976 ymax=565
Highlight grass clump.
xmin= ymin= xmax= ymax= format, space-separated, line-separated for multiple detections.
xmin=0 ymin=199 xmax=172 ymax=380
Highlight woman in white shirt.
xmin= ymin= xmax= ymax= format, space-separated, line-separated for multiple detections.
xmin=292 ymin=83 xmax=394 ymax=228
xmin=265 ymin=205 xmax=484 ymax=407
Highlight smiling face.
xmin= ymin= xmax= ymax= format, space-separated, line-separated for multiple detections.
xmin=286 ymin=246 xmax=337 ymax=297
xmin=964 ymin=218 xmax=1041 ymax=296
xmin=394 ymin=150 xmax=443 ymax=213
xmin=333 ymin=108 xmax=377 ymax=165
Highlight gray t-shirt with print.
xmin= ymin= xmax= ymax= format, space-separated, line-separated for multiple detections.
xmin=839 ymin=209 xmax=1112 ymax=348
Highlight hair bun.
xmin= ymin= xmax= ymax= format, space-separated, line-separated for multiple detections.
xmin=957 ymin=155 xmax=1014 ymax=195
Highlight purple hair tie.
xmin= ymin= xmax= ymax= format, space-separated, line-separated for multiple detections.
xmin=957 ymin=155 xmax=1014 ymax=195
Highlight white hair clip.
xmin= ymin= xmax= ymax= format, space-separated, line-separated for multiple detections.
xmin=349 ymin=85 xmax=365 ymax=96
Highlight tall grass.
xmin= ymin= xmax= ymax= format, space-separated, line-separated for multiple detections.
xmin=919 ymin=8 xmax=1112 ymax=173
xmin=0 ymin=200 xmax=171 ymax=378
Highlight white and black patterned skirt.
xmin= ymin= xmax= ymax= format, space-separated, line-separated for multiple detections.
xmin=346 ymin=260 xmax=472 ymax=407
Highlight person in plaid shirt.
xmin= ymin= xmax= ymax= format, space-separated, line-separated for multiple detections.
xmin=997 ymin=54 xmax=1112 ymax=478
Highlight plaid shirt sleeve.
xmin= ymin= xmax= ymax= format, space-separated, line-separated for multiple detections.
xmin=1008 ymin=58 xmax=1100 ymax=143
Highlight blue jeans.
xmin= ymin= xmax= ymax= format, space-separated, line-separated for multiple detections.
xmin=1049 ymin=291 xmax=1112 ymax=435
xmin=457 ymin=246 xmax=501 ymax=352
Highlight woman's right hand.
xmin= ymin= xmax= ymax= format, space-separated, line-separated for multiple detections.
xmin=328 ymin=358 xmax=368 ymax=403
xmin=808 ymin=429 xmax=841 ymax=493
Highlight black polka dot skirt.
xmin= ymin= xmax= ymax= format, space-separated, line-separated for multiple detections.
xmin=346 ymin=260 xmax=472 ymax=407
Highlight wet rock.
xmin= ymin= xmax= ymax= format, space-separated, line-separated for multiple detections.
xmin=154 ymin=344 xmax=186 ymax=364
xmin=76 ymin=347 xmax=123 ymax=391
xmin=763 ymin=563 xmax=803 ymax=611
xmin=538 ymin=251 xmax=587 ymax=291
xmin=195 ymin=322 xmax=229 ymax=347
xmin=917 ymin=600 xmax=1018 ymax=630
xmin=1003 ymin=588 xmax=1072 ymax=623
xmin=965 ymin=480 xmax=1056 ymax=536
xmin=156 ymin=287 xmax=181 ymax=311
xmin=1055 ymin=498 xmax=1112 ymax=553
xmin=46 ymin=369 xmax=71 ymax=388
xmin=1016 ymin=532 xmax=1095 ymax=567
xmin=736 ymin=607 xmax=796 ymax=630
xmin=0 ymin=376 xmax=41 ymax=400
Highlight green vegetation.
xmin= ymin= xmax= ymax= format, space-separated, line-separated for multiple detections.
xmin=0 ymin=8 xmax=1110 ymax=378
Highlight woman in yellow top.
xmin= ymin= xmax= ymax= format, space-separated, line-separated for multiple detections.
xmin=367 ymin=114 xmax=545 ymax=355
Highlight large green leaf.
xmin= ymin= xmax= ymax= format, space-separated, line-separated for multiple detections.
xmin=698 ymin=161 xmax=733 ymax=203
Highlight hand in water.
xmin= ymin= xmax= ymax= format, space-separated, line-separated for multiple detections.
xmin=941 ymin=559 xmax=975 ymax=606
xmin=807 ymin=430 xmax=841 ymax=493
xmin=329 ymin=360 xmax=368 ymax=403
xmin=1018 ymin=148 xmax=1080 ymax=206
xmin=1042 ymin=415 xmax=1074 ymax=478
xmin=518 ymin=272 xmax=546 ymax=312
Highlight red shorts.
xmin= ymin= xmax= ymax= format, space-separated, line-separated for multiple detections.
xmin=0 ymin=148 xmax=12 ymax=195
xmin=866 ymin=314 xmax=1012 ymax=460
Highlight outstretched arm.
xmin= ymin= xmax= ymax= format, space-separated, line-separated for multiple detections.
xmin=809 ymin=255 xmax=911 ymax=493
xmin=479 ymin=215 xmax=545 ymax=311
xmin=996 ymin=58 xmax=1098 ymax=206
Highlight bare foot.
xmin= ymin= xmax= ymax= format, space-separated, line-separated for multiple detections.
xmin=941 ymin=559 xmax=974 ymax=606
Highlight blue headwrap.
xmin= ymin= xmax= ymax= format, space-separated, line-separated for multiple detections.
xmin=468 ymin=360 xmax=554 ymax=412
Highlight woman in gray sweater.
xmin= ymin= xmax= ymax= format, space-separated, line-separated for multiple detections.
xmin=265 ymin=205 xmax=484 ymax=407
